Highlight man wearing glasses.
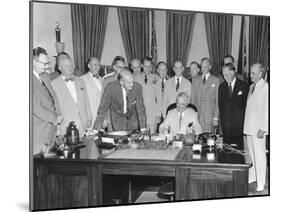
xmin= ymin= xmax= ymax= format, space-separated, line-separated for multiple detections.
xmin=32 ymin=47 xmax=63 ymax=154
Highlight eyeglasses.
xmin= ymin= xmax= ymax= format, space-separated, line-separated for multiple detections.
xmin=35 ymin=59 xmax=50 ymax=66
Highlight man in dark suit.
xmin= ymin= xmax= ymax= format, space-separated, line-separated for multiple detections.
xmin=94 ymin=68 xmax=146 ymax=131
xmin=218 ymin=63 xmax=249 ymax=150
xmin=222 ymin=55 xmax=245 ymax=82
xmin=32 ymin=47 xmax=63 ymax=154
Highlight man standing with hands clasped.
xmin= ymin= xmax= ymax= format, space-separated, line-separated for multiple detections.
xmin=218 ymin=63 xmax=248 ymax=150
xmin=244 ymin=63 xmax=268 ymax=192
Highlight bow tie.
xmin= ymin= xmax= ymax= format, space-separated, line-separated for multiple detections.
xmin=91 ymin=74 xmax=99 ymax=79
xmin=64 ymin=77 xmax=74 ymax=82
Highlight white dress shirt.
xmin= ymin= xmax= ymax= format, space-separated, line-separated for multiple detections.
xmin=202 ymin=72 xmax=210 ymax=81
xmin=90 ymin=73 xmax=102 ymax=91
xmin=62 ymin=75 xmax=77 ymax=103
xmin=229 ymin=77 xmax=236 ymax=91
xmin=121 ymin=84 xmax=127 ymax=114
xmin=175 ymin=76 xmax=183 ymax=84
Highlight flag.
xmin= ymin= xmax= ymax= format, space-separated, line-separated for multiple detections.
xmin=151 ymin=10 xmax=158 ymax=73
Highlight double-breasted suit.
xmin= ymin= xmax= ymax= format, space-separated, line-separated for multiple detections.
xmin=80 ymin=72 xmax=103 ymax=127
xmin=33 ymin=72 xmax=60 ymax=154
xmin=51 ymin=75 xmax=92 ymax=136
xmin=94 ymin=81 xmax=146 ymax=131
xmin=191 ymin=74 xmax=220 ymax=132
xmin=218 ymin=78 xmax=249 ymax=149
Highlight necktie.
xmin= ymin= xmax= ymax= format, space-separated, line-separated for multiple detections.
xmin=251 ymin=83 xmax=256 ymax=94
xmin=144 ymin=75 xmax=148 ymax=84
xmin=176 ymin=78 xmax=180 ymax=92
xmin=179 ymin=112 xmax=183 ymax=131
xmin=202 ymin=75 xmax=206 ymax=85
xmin=228 ymin=83 xmax=232 ymax=98
xmin=161 ymin=79 xmax=165 ymax=93
xmin=65 ymin=77 xmax=74 ymax=82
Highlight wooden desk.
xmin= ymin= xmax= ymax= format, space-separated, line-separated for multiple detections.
xmin=32 ymin=139 xmax=251 ymax=210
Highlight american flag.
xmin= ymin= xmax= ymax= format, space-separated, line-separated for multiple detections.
xmin=151 ymin=10 xmax=157 ymax=73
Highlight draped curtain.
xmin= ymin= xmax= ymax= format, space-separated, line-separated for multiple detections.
xmin=166 ymin=11 xmax=196 ymax=76
xmin=71 ymin=4 xmax=108 ymax=76
xmin=204 ymin=13 xmax=233 ymax=76
xmin=117 ymin=8 xmax=150 ymax=62
xmin=249 ymin=16 xmax=270 ymax=77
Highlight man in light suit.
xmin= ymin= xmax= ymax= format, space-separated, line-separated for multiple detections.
xmin=218 ymin=63 xmax=249 ymax=150
xmin=244 ymin=63 xmax=268 ymax=192
xmin=191 ymin=57 xmax=220 ymax=133
xmin=32 ymin=47 xmax=63 ymax=154
xmin=51 ymin=57 xmax=92 ymax=136
xmin=154 ymin=62 xmax=169 ymax=128
xmin=134 ymin=57 xmax=159 ymax=133
xmin=160 ymin=92 xmax=202 ymax=135
xmin=80 ymin=57 xmax=103 ymax=127
xmin=163 ymin=61 xmax=192 ymax=118
xmin=94 ymin=68 xmax=146 ymax=131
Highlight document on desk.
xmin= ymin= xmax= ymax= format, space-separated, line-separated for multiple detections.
xmin=105 ymin=149 xmax=181 ymax=160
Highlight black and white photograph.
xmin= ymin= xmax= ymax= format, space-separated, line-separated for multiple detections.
xmin=29 ymin=0 xmax=271 ymax=211
xmin=0 ymin=0 xmax=276 ymax=211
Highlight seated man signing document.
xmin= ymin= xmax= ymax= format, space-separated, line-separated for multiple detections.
xmin=159 ymin=92 xmax=202 ymax=135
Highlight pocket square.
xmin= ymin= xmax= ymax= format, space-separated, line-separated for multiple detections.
xmin=238 ymin=91 xmax=243 ymax=95
xmin=132 ymin=100 xmax=137 ymax=105
xmin=211 ymin=84 xmax=216 ymax=87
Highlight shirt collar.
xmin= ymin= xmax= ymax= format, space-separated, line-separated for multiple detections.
xmin=175 ymin=76 xmax=182 ymax=82
xmin=33 ymin=70 xmax=41 ymax=81
xmin=202 ymin=72 xmax=210 ymax=80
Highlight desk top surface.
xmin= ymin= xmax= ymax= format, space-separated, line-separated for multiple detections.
xmin=34 ymin=136 xmax=251 ymax=169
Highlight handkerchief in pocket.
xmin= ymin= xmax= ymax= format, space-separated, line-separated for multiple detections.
xmin=238 ymin=91 xmax=242 ymax=95
xmin=211 ymin=84 xmax=216 ymax=87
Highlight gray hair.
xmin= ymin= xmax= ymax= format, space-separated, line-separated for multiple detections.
xmin=176 ymin=92 xmax=190 ymax=103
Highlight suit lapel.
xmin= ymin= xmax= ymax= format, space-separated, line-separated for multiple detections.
xmin=116 ymin=82 xmax=124 ymax=109
xmin=33 ymin=74 xmax=53 ymax=102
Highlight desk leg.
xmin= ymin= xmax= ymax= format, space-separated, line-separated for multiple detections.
xmin=175 ymin=167 xmax=190 ymax=201
xmin=89 ymin=165 xmax=103 ymax=206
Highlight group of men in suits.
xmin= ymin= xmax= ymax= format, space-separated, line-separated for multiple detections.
xmin=32 ymin=46 xmax=268 ymax=192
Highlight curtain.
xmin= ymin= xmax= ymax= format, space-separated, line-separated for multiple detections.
xmin=204 ymin=13 xmax=233 ymax=76
xmin=117 ymin=8 xmax=150 ymax=63
xmin=71 ymin=4 xmax=108 ymax=76
xmin=249 ymin=16 xmax=270 ymax=77
xmin=166 ymin=11 xmax=195 ymax=76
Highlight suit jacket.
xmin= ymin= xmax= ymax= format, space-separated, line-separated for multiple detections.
xmin=159 ymin=108 xmax=202 ymax=135
xmin=163 ymin=76 xmax=192 ymax=117
xmin=51 ymin=75 xmax=92 ymax=136
xmin=191 ymin=74 xmax=220 ymax=125
xmin=133 ymin=73 xmax=158 ymax=125
xmin=102 ymin=72 xmax=118 ymax=94
xmin=243 ymin=79 xmax=268 ymax=135
xmin=33 ymin=72 xmax=60 ymax=154
xmin=80 ymin=72 xmax=103 ymax=127
xmin=94 ymin=81 xmax=146 ymax=131
xmin=218 ymin=78 xmax=249 ymax=136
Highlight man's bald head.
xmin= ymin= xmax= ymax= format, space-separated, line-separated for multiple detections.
xmin=119 ymin=68 xmax=134 ymax=90
xmin=130 ymin=59 xmax=141 ymax=73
